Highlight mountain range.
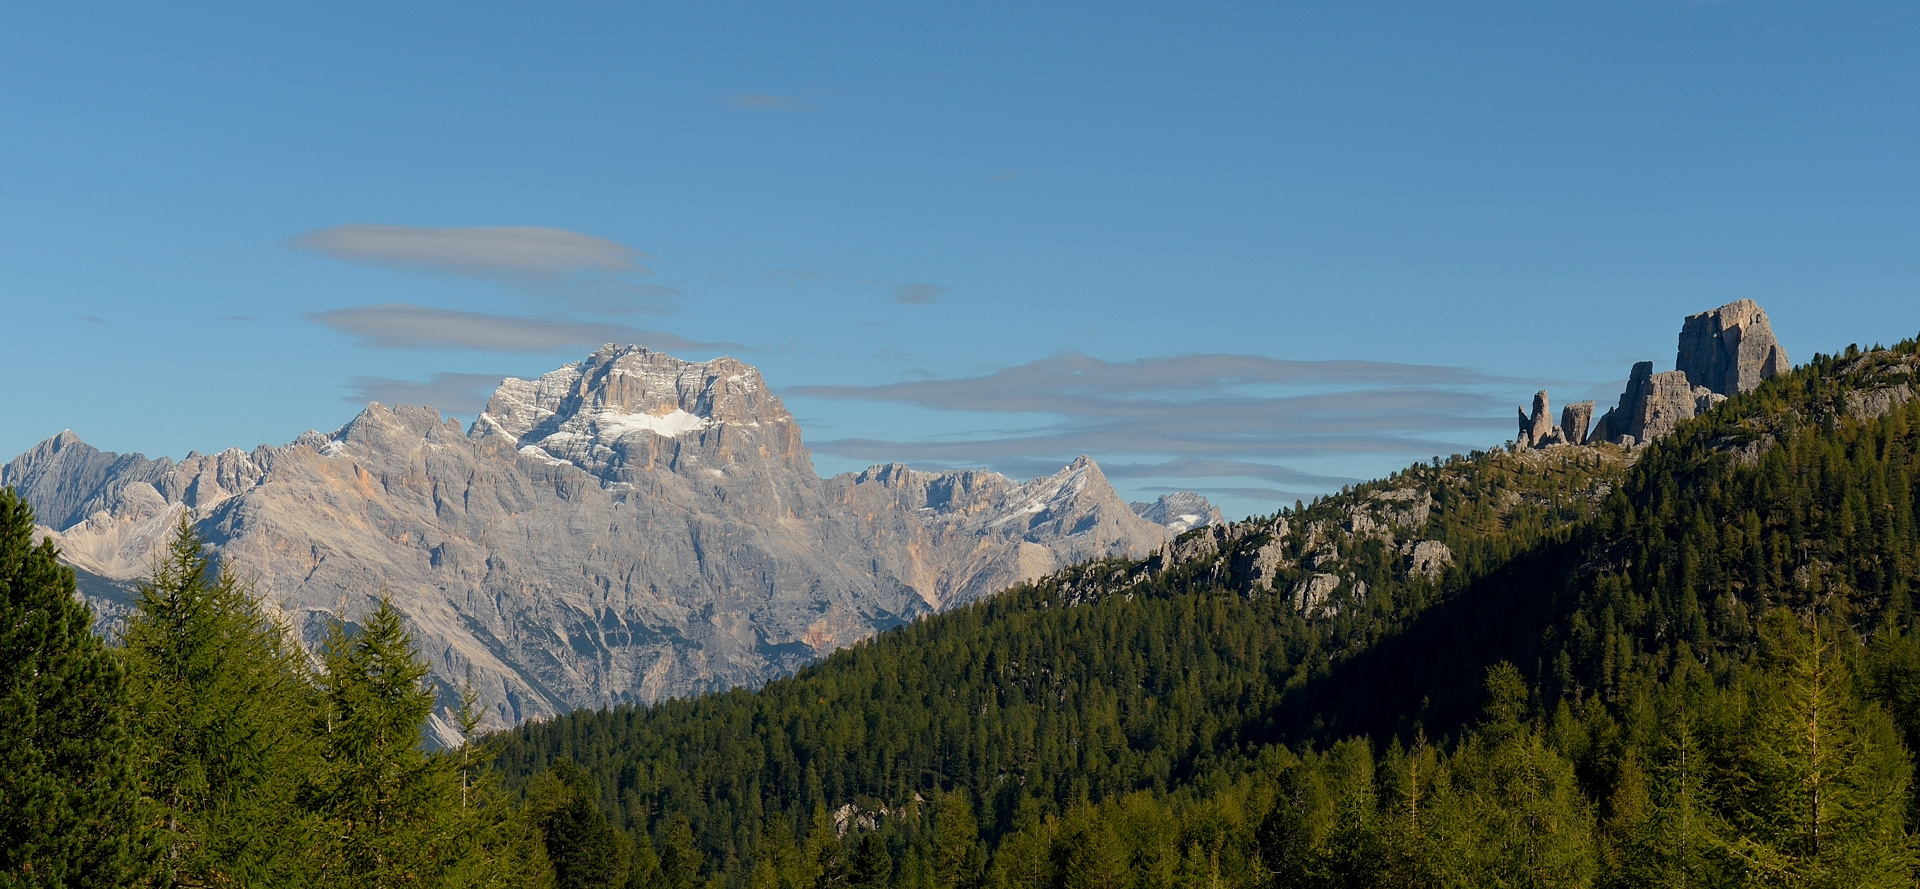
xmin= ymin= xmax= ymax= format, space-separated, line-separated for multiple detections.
xmin=2 ymin=345 xmax=1211 ymax=733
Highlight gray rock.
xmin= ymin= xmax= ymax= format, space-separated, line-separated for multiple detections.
xmin=1291 ymin=573 xmax=1340 ymax=616
xmin=1237 ymin=539 xmax=1291 ymax=591
xmin=1559 ymin=401 xmax=1594 ymax=446
xmin=1129 ymin=492 xmax=1223 ymax=534
xmin=7 ymin=345 xmax=1174 ymax=729
xmin=1677 ymin=299 xmax=1788 ymax=396
xmin=1402 ymin=540 xmax=1453 ymax=580
xmin=1631 ymin=369 xmax=1703 ymax=443
xmin=1527 ymin=391 xmax=1554 ymax=447
xmin=1847 ymin=384 xmax=1914 ymax=421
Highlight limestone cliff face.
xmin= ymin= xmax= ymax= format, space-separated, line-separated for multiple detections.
xmin=5 ymin=345 xmax=1193 ymax=732
xmin=1677 ymin=299 xmax=1788 ymax=396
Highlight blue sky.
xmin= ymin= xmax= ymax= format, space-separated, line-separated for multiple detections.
xmin=3 ymin=2 xmax=1917 ymax=521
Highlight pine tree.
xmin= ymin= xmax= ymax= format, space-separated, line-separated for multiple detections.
xmin=1722 ymin=611 xmax=1917 ymax=887
xmin=120 ymin=517 xmax=319 ymax=886
xmin=0 ymin=488 xmax=136 ymax=888
xmin=1614 ymin=709 xmax=1729 ymax=888
xmin=305 ymin=596 xmax=455 ymax=886
xmin=532 ymin=760 xmax=631 ymax=889
xmin=930 ymin=791 xmax=981 ymax=889
xmin=848 ymin=834 xmax=891 ymax=889
xmin=659 ymin=815 xmax=704 ymax=889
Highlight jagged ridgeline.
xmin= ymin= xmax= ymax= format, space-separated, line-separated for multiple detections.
xmin=494 ymin=333 xmax=1920 ymax=886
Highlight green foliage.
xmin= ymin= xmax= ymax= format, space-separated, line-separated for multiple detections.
xmin=532 ymin=760 xmax=632 ymax=889
xmin=0 ymin=488 xmax=136 ymax=888
xmin=121 ymin=517 xmax=317 ymax=886
xmin=36 ymin=517 xmax=554 ymax=887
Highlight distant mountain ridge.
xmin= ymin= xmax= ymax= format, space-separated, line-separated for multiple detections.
xmin=4 ymin=345 xmax=1208 ymax=732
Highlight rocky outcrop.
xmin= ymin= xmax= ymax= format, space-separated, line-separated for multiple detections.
xmin=1291 ymin=573 xmax=1340 ymax=616
xmin=1402 ymin=540 xmax=1453 ymax=580
xmin=6 ymin=345 xmax=1176 ymax=731
xmin=1518 ymin=390 xmax=1556 ymax=447
xmin=1677 ymin=299 xmax=1788 ymax=396
xmin=1559 ymin=401 xmax=1594 ymax=446
xmin=1130 ymin=492 xmax=1223 ymax=534
xmin=1542 ymin=301 xmax=1785 ymax=451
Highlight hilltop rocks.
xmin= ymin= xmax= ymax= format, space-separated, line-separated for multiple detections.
xmin=1524 ymin=300 xmax=1785 ymax=451
xmin=1677 ymin=299 xmax=1788 ymax=396
xmin=1559 ymin=401 xmax=1594 ymax=446
xmin=1518 ymin=391 xmax=1555 ymax=447
xmin=1292 ymin=573 xmax=1340 ymax=616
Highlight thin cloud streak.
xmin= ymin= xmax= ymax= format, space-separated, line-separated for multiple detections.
xmin=890 ymin=283 xmax=946 ymax=305
xmin=1098 ymin=458 xmax=1359 ymax=488
xmin=309 ymin=303 xmax=747 ymax=354
xmin=294 ymin=224 xmax=647 ymax=280
xmin=794 ymin=349 xmax=1514 ymax=507
xmin=789 ymin=351 xmax=1510 ymax=410
xmin=725 ymin=93 xmax=814 ymax=110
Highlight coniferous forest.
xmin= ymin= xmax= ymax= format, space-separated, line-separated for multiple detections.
xmin=8 ymin=338 xmax=1920 ymax=887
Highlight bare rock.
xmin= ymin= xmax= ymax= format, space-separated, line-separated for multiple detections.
xmin=1236 ymin=539 xmax=1291 ymax=591
xmin=1559 ymin=401 xmax=1594 ymax=446
xmin=1292 ymin=573 xmax=1340 ymax=616
xmin=1846 ymin=384 xmax=1914 ymax=421
xmin=1402 ymin=540 xmax=1453 ymax=580
xmin=1527 ymin=391 xmax=1553 ymax=446
xmin=1677 ymin=299 xmax=1788 ymax=396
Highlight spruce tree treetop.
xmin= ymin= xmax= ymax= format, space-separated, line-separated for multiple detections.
xmin=0 ymin=487 xmax=135 ymax=888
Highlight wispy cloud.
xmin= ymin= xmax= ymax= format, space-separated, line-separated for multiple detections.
xmin=292 ymin=224 xmax=678 ymax=315
xmin=764 ymin=269 xmax=950 ymax=306
xmin=294 ymin=224 xmax=645 ymax=279
xmin=889 ymin=283 xmax=946 ymax=305
xmin=1098 ymin=458 xmax=1359 ymax=488
xmin=344 ymin=372 xmax=508 ymax=417
xmin=725 ymin=93 xmax=814 ymax=110
xmin=789 ymin=351 xmax=1508 ymax=412
xmin=309 ymin=303 xmax=746 ymax=354
xmin=792 ymin=351 xmax=1515 ymax=503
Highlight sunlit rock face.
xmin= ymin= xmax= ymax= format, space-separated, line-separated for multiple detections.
xmin=1677 ymin=299 xmax=1788 ymax=397
xmin=6 ymin=345 xmax=1186 ymax=733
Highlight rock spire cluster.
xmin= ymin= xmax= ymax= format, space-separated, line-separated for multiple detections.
xmin=1516 ymin=299 xmax=1787 ymax=450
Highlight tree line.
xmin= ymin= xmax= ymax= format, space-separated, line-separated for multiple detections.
xmin=0 ymin=494 xmax=613 ymax=887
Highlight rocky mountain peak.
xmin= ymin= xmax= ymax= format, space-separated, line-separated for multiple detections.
xmin=470 ymin=345 xmax=807 ymax=481
xmin=1130 ymin=491 xmax=1224 ymax=533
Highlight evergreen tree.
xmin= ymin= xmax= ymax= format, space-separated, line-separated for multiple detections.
xmin=1613 ymin=710 xmax=1729 ymax=888
xmin=305 ymin=596 xmax=458 ymax=886
xmin=930 ymin=791 xmax=982 ymax=889
xmin=532 ymin=760 xmax=631 ymax=889
xmin=849 ymin=834 xmax=891 ymax=889
xmin=1722 ymin=611 xmax=1916 ymax=887
xmin=659 ymin=815 xmax=704 ymax=889
xmin=0 ymin=488 xmax=136 ymax=888
xmin=120 ymin=517 xmax=319 ymax=886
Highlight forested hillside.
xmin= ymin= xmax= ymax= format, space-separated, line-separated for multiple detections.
xmin=495 ymin=338 xmax=1920 ymax=888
